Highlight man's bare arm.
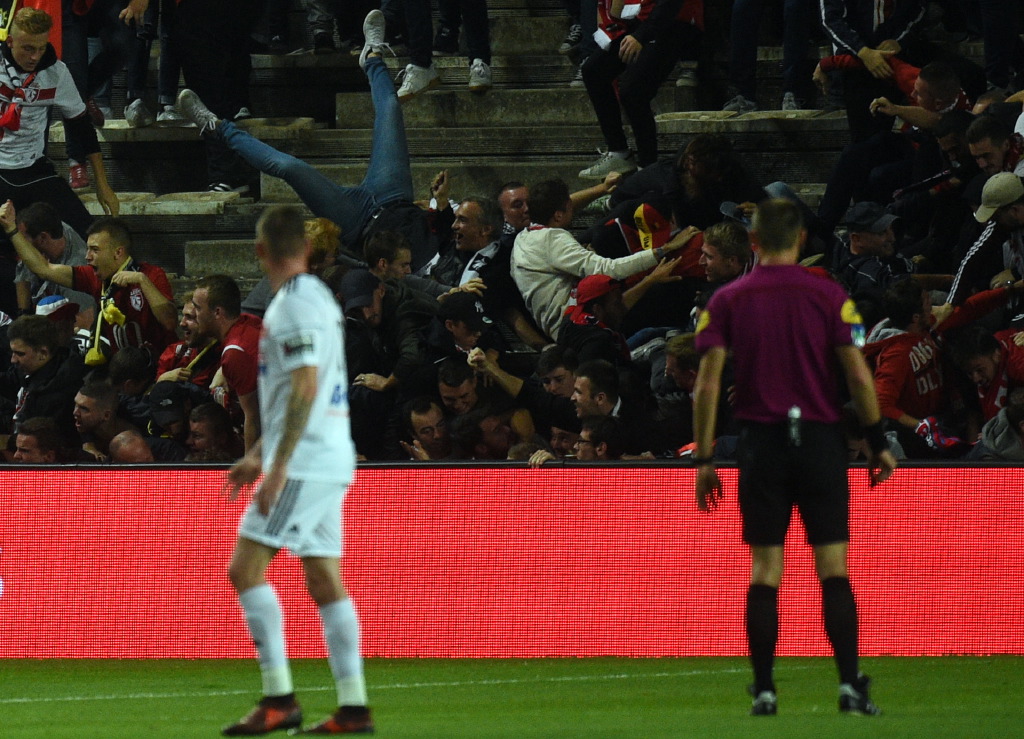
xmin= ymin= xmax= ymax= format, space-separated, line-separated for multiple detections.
xmin=0 ymin=201 xmax=74 ymax=288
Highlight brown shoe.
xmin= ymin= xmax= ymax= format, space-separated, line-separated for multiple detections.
xmin=222 ymin=697 xmax=303 ymax=735
xmin=296 ymin=706 xmax=373 ymax=734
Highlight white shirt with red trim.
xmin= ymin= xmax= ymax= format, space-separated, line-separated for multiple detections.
xmin=0 ymin=53 xmax=84 ymax=169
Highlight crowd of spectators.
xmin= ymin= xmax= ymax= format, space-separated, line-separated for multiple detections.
xmin=3 ymin=3 xmax=1024 ymax=465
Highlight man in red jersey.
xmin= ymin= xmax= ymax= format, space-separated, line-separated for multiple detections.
xmin=2 ymin=203 xmax=176 ymax=363
xmin=192 ymin=274 xmax=263 ymax=451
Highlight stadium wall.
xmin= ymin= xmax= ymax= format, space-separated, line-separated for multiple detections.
xmin=1 ymin=464 xmax=1021 ymax=658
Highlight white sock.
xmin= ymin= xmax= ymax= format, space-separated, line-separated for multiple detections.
xmin=319 ymin=598 xmax=368 ymax=706
xmin=239 ymin=584 xmax=293 ymax=697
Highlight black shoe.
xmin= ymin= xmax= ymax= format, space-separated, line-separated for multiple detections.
xmin=432 ymin=25 xmax=458 ymax=56
xmin=314 ymin=33 xmax=336 ymax=54
xmin=748 ymin=685 xmax=777 ymax=716
xmin=839 ymin=674 xmax=881 ymax=715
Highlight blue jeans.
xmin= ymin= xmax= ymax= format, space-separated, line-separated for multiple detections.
xmin=729 ymin=0 xmax=810 ymax=97
xmin=219 ymin=57 xmax=413 ymax=247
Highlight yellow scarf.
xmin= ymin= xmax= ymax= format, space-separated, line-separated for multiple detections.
xmin=84 ymin=258 xmax=133 ymax=367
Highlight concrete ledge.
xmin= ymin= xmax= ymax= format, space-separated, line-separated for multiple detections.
xmin=80 ymin=191 xmax=247 ymax=216
xmin=49 ymin=117 xmax=321 ymax=144
xmin=185 ymin=239 xmax=263 ymax=279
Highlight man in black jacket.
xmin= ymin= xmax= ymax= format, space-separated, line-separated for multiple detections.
xmin=0 ymin=314 xmax=84 ymax=444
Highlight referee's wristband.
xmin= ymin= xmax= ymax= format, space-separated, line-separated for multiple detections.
xmin=864 ymin=421 xmax=888 ymax=455
xmin=690 ymin=455 xmax=715 ymax=466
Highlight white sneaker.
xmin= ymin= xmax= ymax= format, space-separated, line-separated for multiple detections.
xmin=781 ymin=91 xmax=800 ymax=111
xmin=396 ymin=63 xmax=440 ymax=102
xmin=176 ymin=89 xmax=221 ymax=135
xmin=358 ymin=9 xmax=393 ymax=70
xmin=157 ymin=104 xmax=186 ymax=122
xmin=124 ymin=98 xmax=155 ymax=128
xmin=578 ymin=150 xmax=636 ymax=179
xmin=468 ymin=58 xmax=492 ymax=92
xmin=570 ymin=65 xmax=584 ymax=88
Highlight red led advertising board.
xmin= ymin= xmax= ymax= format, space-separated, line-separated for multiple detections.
xmin=1 ymin=465 xmax=1020 ymax=658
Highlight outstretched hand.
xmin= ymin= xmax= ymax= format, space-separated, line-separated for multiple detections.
xmin=867 ymin=449 xmax=897 ymax=488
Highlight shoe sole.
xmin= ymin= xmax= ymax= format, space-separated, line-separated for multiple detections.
xmin=578 ymin=166 xmax=637 ymax=180
xmin=397 ymin=76 xmax=441 ymax=102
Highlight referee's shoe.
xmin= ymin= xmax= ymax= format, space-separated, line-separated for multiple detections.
xmin=749 ymin=688 xmax=778 ymax=716
xmin=839 ymin=675 xmax=882 ymax=715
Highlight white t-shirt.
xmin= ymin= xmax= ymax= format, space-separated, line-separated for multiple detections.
xmin=258 ymin=273 xmax=355 ymax=483
xmin=0 ymin=53 xmax=85 ymax=169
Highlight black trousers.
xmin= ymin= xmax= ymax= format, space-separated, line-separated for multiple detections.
xmin=582 ymin=23 xmax=699 ymax=167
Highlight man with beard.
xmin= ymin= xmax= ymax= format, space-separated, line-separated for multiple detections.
xmin=156 ymin=292 xmax=221 ymax=390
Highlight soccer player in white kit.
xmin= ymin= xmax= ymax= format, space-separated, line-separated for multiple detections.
xmin=223 ymin=205 xmax=372 ymax=735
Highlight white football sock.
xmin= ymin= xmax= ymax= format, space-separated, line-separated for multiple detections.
xmin=239 ymin=584 xmax=293 ymax=697
xmin=319 ymin=598 xmax=368 ymax=706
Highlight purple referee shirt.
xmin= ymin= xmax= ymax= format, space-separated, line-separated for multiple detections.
xmin=694 ymin=264 xmax=863 ymax=424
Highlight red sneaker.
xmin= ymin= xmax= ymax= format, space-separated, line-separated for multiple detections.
xmin=296 ymin=706 xmax=374 ymax=734
xmin=68 ymin=163 xmax=90 ymax=191
xmin=222 ymin=697 xmax=303 ymax=736
xmin=84 ymin=98 xmax=105 ymax=127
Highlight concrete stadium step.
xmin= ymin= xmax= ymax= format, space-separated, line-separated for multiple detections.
xmin=185 ymin=239 xmax=268 ymax=280
xmin=333 ymin=86 xmax=694 ymax=128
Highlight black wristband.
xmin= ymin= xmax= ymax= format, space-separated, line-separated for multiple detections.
xmin=864 ymin=421 xmax=888 ymax=454
xmin=690 ymin=455 xmax=714 ymax=466
xmin=4 ymin=228 xmax=16 ymax=236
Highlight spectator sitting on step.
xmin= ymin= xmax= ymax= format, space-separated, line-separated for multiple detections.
xmin=576 ymin=0 xmax=704 ymax=180
xmin=175 ymin=11 xmax=454 ymax=275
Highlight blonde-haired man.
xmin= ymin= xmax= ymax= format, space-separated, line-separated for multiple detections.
xmin=0 ymin=8 xmax=117 ymax=238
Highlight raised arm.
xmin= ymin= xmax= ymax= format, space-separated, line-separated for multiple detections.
xmin=0 ymin=200 xmax=74 ymax=288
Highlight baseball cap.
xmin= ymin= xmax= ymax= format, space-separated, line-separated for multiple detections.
xmin=438 ymin=291 xmax=491 ymax=332
xmin=575 ymin=274 xmax=623 ymax=306
xmin=36 ymin=295 xmax=78 ymax=323
xmin=975 ymin=172 xmax=1024 ymax=223
xmin=842 ymin=202 xmax=899 ymax=233
xmin=339 ymin=269 xmax=381 ymax=314
xmin=148 ymin=381 xmax=190 ymax=427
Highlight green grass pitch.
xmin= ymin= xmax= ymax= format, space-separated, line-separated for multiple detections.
xmin=2 ymin=657 xmax=1020 ymax=737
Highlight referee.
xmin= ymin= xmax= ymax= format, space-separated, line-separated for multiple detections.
xmin=692 ymin=198 xmax=896 ymax=716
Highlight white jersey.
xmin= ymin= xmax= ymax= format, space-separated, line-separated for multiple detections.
xmin=0 ymin=51 xmax=85 ymax=169
xmin=258 ymin=273 xmax=355 ymax=483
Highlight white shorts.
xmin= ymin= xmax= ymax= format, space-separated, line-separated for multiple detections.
xmin=238 ymin=478 xmax=346 ymax=558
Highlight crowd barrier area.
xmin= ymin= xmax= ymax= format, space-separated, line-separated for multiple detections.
xmin=2 ymin=464 xmax=1021 ymax=659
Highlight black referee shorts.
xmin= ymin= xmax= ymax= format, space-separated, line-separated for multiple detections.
xmin=736 ymin=420 xmax=850 ymax=547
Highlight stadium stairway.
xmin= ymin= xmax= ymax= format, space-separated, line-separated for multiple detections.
xmin=43 ymin=0 xmax=984 ymax=295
